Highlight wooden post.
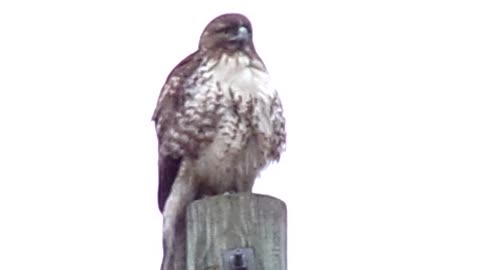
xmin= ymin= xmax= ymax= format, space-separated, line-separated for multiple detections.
xmin=186 ymin=193 xmax=287 ymax=270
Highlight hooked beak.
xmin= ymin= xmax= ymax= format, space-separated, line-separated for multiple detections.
xmin=230 ymin=26 xmax=250 ymax=41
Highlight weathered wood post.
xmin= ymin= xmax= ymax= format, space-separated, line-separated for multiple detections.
xmin=186 ymin=193 xmax=287 ymax=270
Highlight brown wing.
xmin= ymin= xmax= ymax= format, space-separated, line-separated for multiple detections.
xmin=269 ymin=92 xmax=287 ymax=161
xmin=152 ymin=51 xmax=203 ymax=213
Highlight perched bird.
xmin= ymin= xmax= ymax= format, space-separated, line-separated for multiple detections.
xmin=152 ymin=13 xmax=286 ymax=270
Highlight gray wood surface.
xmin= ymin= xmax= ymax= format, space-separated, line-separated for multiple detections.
xmin=186 ymin=193 xmax=287 ymax=270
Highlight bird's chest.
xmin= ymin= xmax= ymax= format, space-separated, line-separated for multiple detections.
xmin=188 ymin=56 xmax=276 ymax=185
xmin=208 ymin=58 xmax=275 ymax=151
xmin=185 ymin=55 xmax=276 ymax=143
xmin=210 ymin=82 xmax=266 ymax=144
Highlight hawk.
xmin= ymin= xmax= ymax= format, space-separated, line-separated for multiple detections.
xmin=152 ymin=13 xmax=286 ymax=270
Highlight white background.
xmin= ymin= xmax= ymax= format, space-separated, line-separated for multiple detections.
xmin=1 ymin=0 xmax=479 ymax=269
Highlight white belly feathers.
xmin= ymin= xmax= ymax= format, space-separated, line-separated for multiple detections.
xmin=191 ymin=53 xmax=277 ymax=191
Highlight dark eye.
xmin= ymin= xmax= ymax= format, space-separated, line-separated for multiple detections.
xmin=216 ymin=25 xmax=236 ymax=35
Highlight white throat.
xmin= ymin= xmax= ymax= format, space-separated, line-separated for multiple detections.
xmin=211 ymin=53 xmax=275 ymax=97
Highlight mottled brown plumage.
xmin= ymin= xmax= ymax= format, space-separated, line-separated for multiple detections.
xmin=152 ymin=13 xmax=286 ymax=270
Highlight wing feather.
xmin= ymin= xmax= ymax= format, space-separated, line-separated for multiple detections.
xmin=152 ymin=51 xmax=203 ymax=212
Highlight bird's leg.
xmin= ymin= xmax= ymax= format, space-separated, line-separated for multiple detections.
xmin=161 ymin=165 xmax=197 ymax=270
xmin=234 ymin=173 xmax=256 ymax=193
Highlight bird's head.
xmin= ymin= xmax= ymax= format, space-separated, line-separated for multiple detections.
xmin=199 ymin=13 xmax=254 ymax=54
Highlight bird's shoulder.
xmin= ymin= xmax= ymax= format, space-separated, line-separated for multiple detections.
xmin=152 ymin=51 xmax=205 ymax=122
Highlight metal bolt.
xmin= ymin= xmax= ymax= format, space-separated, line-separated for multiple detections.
xmin=232 ymin=249 xmax=247 ymax=270
xmin=223 ymin=247 xmax=255 ymax=270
